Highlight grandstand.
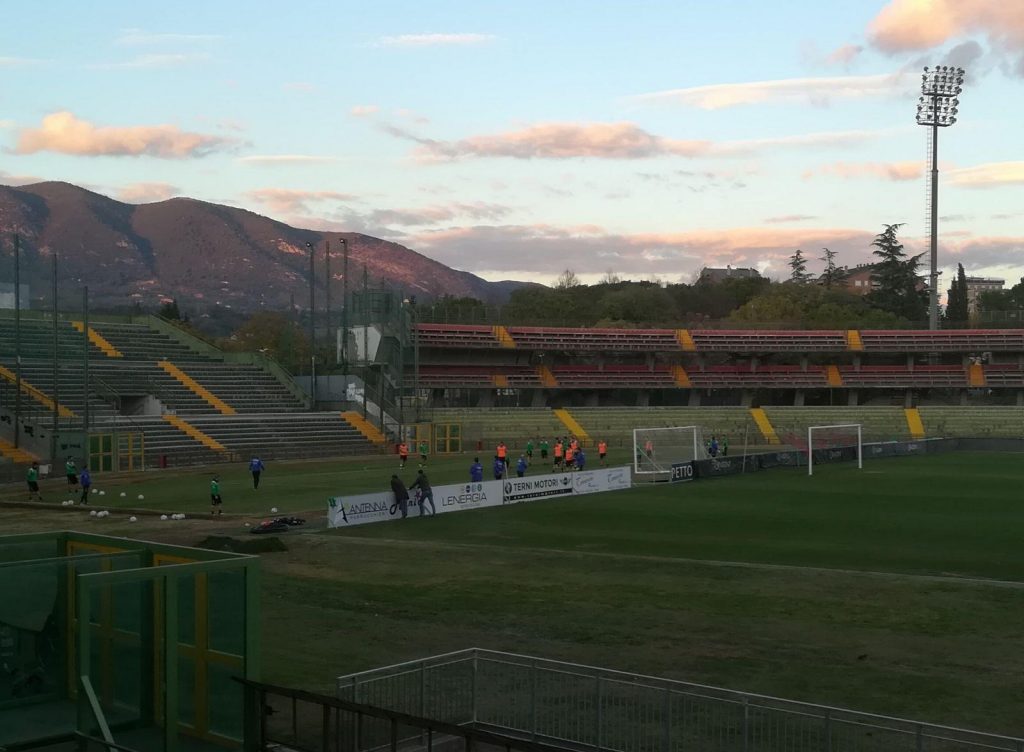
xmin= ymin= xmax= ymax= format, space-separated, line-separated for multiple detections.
xmin=2 ymin=304 xmax=1024 ymax=473
xmin=413 ymin=323 xmax=1024 ymax=404
xmin=0 ymin=312 xmax=382 ymax=469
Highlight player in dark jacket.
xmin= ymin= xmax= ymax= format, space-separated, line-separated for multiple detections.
xmin=409 ymin=469 xmax=436 ymax=516
xmin=390 ymin=475 xmax=410 ymax=519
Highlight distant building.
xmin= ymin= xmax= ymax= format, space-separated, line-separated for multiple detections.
xmin=828 ymin=264 xmax=877 ymax=296
xmin=698 ymin=266 xmax=762 ymax=284
xmin=0 ymin=283 xmax=30 ymax=310
xmin=964 ymin=277 xmax=1004 ymax=313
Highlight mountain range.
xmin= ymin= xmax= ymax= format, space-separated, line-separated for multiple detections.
xmin=0 ymin=181 xmax=528 ymax=315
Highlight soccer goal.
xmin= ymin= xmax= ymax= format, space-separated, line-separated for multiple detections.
xmin=633 ymin=426 xmax=703 ymax=476
xmin=807 ymin=423 xmax=862 ymax=476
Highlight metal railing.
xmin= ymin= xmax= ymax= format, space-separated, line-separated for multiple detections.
xmin=238 ymin=677 xmax=570 ymax=752
xmin=337 ymin=649 xmax=1024 ymax=752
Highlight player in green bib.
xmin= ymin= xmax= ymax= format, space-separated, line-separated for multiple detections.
xmin=418 ymin=440 xmax=429 ymax=467
xmin=525 ymin=439 xmax=534 ymax=463
xmin=27 ymin=462 xmax=42 ymax=501
xmin=210 ymin=476 xmax=223 ymax=515
xmin=539 ymin=439 xmax=549 ymax=460
xmin=65 ymin=457 xmax=78 ymax=487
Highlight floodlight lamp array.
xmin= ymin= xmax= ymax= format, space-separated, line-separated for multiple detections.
xmin=916 ymin=66 xmax=964 ymax=127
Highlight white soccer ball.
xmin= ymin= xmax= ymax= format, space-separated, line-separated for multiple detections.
xmin=89 ymin=510 xmax=97 ymax=517
xmin=129 ymin=516 xmax=137 ymax=523
xmin=178 ymin=514 xmax=186 ymax=520
xmin=120 ymin=492 xmax=126 ymax=497
xmin=160 ymin=514 xmax=168 ymax=521
xmin=99 ymin=491 xmax=105 ymax=496
xmin=91 ymin=489 xmax=98 ymax=494
xmin=270 ymin=507 xmax=278 ymax=513
xmin=137 ymin=494 xmax=145 ymax=500
xmin=244 ymin=522 xmax=250 ymax=527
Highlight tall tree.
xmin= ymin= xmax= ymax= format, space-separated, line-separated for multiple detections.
xmin=555 ymin=269 xmax=581 ymax=289
xmin=819 ymin=247 xmax=838 ymax=289
xmin=945 ymin=263 xmax=969 ymax=324
xmin=788 ymin=250 xmax=811 ymax=284
xmin=867 ymin=224 xmax=927 ymax=322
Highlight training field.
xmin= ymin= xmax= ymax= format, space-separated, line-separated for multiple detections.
xmin=2 ymin=450 xmax=1022 ymax=735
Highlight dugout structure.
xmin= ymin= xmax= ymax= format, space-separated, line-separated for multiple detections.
xmin=0 ymin=531 xmax=259 ymax=752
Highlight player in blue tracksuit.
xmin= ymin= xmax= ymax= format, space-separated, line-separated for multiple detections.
xmin=470 ymin=458 xmax=483 ymax=482
xmin=78 ymin=467 xmax=92 ymax=505
xmin=516 ymin=455 xmax=528 ymax=477
xmin=493 ymin=457 xmax=505 ymax=480
xmin=575 ymin=448 xmax=586 ymax=471
xmin=249 ymin=456 xmax=265 ymax=489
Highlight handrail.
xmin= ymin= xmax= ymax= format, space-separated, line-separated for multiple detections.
xmin=237 ymin=676 xmax=570 ymax=752
xmin=80 ymin=675 xmax=118 ymax=751
xmin=74 ymin=733 xmax=143 ymax=752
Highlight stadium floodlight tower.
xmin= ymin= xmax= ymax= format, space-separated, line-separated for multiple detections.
xmin=916 ymin=65 xmax=965 ymax=330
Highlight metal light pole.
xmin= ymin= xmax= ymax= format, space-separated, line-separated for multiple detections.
xmin=51 ymin=252 xmax=59 ymax=464
xmin=305 ymin=241 xmax=317 ymax=411
xmin=325 ymin=239 xmax=331 ymax=368
xmin=13 ymin=234 xmax=21 ymax=448
xmin=916 ymin=65 xmax=964 ymax=330
xmin=340 ymin=237 xmax=348 ymax=383
xmin=83 ymin=286 xmax=90 ymax=444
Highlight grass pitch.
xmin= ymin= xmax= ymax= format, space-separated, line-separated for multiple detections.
xmin=2 ymin=450 xmax=1022 ymax=734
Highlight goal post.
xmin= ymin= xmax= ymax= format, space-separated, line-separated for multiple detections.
xmin=633 ymin=425 xmax=702 ymax=475
xmin=807 ymin=423 xmax=862 ymax=476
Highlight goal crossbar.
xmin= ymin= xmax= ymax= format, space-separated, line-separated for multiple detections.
xmin=807 ymin=423 xmax=862 ymax=476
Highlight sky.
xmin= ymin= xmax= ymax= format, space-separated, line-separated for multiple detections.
xmin=2 ymin=0 xmax=1023 ymax=289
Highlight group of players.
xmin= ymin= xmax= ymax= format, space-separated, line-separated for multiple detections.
xmin=464 ymin=436 xmax=610 ymax=482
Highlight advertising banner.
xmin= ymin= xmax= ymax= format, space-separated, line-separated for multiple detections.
xmin=433 ymin=480 xmax=504 ymax=515
xmin=572 ymin=466 xmax=633 ymax=495
xmin=502 ymin=474 xmax=575 ymax=504
xmin=327 ymin=491 xmax=398 ymax=528
xmin=669 ymin=462 xmax=695 ymax=483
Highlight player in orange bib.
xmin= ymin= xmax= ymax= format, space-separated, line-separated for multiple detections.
xmin=598 ymin=440 xmax=608 ymax=467
xmin=553 ymin=440 xmax=564 ymax=471
xmin=398 ymin=442 xmax=409 ymax=468
xmin=564 ymin=445 xmax=575 ymax=471
xmin=496 ymin=442 xmax=508 ymax=470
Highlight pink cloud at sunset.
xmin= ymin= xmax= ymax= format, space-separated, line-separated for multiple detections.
xmin=803 ymin=160 xmax=924 ymax=181
xmin=868 ymin=0 xmax=1024 ymax=73
xmin=947 ymin=161 xmax=1024 ymax=188
xmin=13 ymin=111 xmax=232 ymax=158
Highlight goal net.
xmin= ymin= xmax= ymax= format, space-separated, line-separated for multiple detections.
xmin=633 ymin=426 xmax=704 ymax=476
xmin=807 ymin=423 xmax=862 ymax=476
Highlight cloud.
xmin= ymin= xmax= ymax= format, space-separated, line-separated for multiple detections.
xmin=237 ymin=154 xmax=337 ymax=165
xmin=116 ymin=29 xmax=221 ymax=46
xmin=826 ymin=44 xmax=864 ymax=67
xmin=0 ymin=120 xmax=14 ymax=129
xmin=384 ymin=121 xmax=889 ymax=162
xmin=365 ymin=202 xmax=512 ymax=227
xmin=246 ymin=188 xmax=358 ymax=215
xmin=117 ymin=182 xmax=180 ymax=203
xmin=395 ymin=108 xmax=430 ymax=124
xmin=803 ymin=160 xmax=924 ymax=181
xmin=283 ymin=82 xmax=316 ymax=93
xmin=350 ymin=104 xmax=380 ymax=117
xmin=405 ymin=223 xmax=878 ymax=280
xmin=375 ymin=33 xmax=495 ymax=48
xmin=764 ymin=215 xmax=819 ymax=224
xmin=0 ymin=169 xmax=44 ymax=186
xmin=91 ymin=53 xmax=211 ymax=69
xmin=868 ymin=0 xmax=1024 ymax=73
xmin=947 ymin=161 xmax=1024 ymax=188
xmin=0 ymin=56 xmax=43 ymax=67
xmin=629 ymin=72 xmax=910 ymax=110
xmin=12 ymin=111 xmax=234 ymax=158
